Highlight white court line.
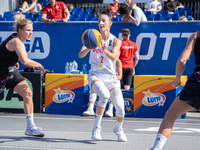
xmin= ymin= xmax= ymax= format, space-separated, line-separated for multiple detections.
xmin=0 ymin=115 xmax=200 ymax=125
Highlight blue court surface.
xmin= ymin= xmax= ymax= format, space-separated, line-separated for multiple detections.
xmin=0 ymin=112 xmax=200 ymax=150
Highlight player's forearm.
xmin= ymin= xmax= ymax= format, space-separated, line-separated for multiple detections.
xmin=133 ymin=59 xmax=139 ymax=68
xmin=41 ymin=17 xmax=50 ymax=23
xmin=65 ymin=12 xmax=70 ymax=21
xmin=175 ymin=59 xmax=186 ymax=80
xmin=128 ymin=15 xmax=137 ymax=26
xmin=78 ymin=48 xmax=91 ymax=58
xmin=104 ymin=50 xmax=118 ymax=61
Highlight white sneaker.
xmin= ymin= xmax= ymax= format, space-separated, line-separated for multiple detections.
xmin=25 ymin=124 xmax=44 ymax=137
xmin=91 ymin=126 xmax=101 ymax=140
xmin=113 ymin=126 xmax=127 ymax=142
xmin=83 ymin=108 xmax=95 ymax=116
xmin=105 ymin=109 xmax=113 ymax=117
xmin=19 ymin=8 xmax=29 ymax=13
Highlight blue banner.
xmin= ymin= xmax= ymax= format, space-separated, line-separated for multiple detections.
xmin=0 ymin=21 xmax=199 ymax=77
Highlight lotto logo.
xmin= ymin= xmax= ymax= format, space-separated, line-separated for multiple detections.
xmin=142 ymin=90 xmax=166 ymax=106
xmin=53 ymin=87 xmax=75 ymax=103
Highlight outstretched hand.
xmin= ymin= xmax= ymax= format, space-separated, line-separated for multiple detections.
xmin=172 ymin=78 xmax=181 ymax=87
xmin=37 ymin=65 xmax=45 ymax=74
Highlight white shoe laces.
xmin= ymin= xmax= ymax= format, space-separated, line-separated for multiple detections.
xmin=30 ymin=124 xmax=43 ymax=131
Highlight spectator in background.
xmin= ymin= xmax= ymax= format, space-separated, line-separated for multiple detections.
xmin=119 ymin=28 xmax=139 ymax=90
xmin=164 ymin=0 xmax=184 ymax=14
xmin=125 ymin=0 xmax=137 ymax=7
xmin=118 ymin=4 xmax=147 ymax=26
xmin=110 ymin=0 xmax=120 ymax=18
xmin=144 ymin=0 xmax=162 ymax=14
xmin=68 ymin=3 xmax=74 ymax=13
xmin=20 ymin=0 xmax=42 ymax=13
xmin=41 ymin=0 xmax=70 ymax=24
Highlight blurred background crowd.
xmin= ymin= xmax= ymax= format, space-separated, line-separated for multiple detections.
xmin=0 ymin=0 xmax=198 ymax=23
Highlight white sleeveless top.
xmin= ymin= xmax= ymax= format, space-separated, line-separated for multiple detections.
xmin=89 ymin=34 xmax=117 ymax=75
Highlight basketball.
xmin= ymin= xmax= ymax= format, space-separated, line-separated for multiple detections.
xmin=82 ymin=29 xmax=102 ymax=49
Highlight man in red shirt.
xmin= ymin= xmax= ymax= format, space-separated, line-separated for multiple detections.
xmin=41 ymin=0 xmax=70 ymax=24
xmin=119 ymin=28 xmax=139 ymax=90
xmin=110 ymin=0 xmax=119 ymax=18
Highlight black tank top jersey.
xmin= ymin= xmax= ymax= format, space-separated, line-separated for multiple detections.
xmin=0 ymin=33 xmax=19 ymax=73
xmin=194 ymin=30 xmax=200 ymax=72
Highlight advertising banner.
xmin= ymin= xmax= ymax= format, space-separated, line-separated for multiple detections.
xmin=133 ymin=75 xmax=187 ymax=118
xmin=45 ymin=73 xmax=88 ymax=115
xmin=0 ymin=22 xmax=199 ymax=78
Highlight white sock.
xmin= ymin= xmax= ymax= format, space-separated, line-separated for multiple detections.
xmin=108 ymin=103 xmax=113 ymax=111
xmin=88 ymin=103 xmax=94 ymax=110
xmin=115 ymin=121 xmax=123 ymax=131
xmin=153 ymin=133 xmax=167 ymax=150
xmin=26 ymin=113 xmax=34 ymax=126
xmin=94 ymin=113 xmax=103 ymax=127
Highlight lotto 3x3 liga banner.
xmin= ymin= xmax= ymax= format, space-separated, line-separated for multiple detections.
xmin=0 ymin=22 xmax=199 ymax=116
xmin=0 ymin=22 xmax=198 ymax=77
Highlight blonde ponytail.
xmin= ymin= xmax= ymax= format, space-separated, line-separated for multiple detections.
xmin=14 ymin=13 xmax=33 ymax=32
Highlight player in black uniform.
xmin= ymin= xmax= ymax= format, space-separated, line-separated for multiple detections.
xmin=0 ymin=13 xmax=45 ymax=137
xmin=149 ymin=31 xmax=200 ymax=150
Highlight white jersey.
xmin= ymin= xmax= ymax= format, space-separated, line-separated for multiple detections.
xmin=89 ymin=34 xmax=117 ymax=75
xmin=145 ymin=0 xmax=162 ymax=12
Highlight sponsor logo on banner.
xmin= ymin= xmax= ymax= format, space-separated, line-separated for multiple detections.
xmin=124 ymin=98 xmax=134 ymax=112
xmin=0 ymin=31 xmax=50 ymax=59
xmin=53 ymin=87 xmax=75 ymax=103
xmin=142 ymin=90 xmax=166 ymax=106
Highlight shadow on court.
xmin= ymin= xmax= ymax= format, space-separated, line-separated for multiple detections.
xmin=0 ymin=136 xmax=116 ymax=145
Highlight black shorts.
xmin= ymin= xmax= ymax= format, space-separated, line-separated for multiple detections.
xmin=179 ymin=71 xmax=200 ymax=109
xmin=0 ymin=70 xmax=24 ymax=96
xmin=6 ymin=70 xmax=25 ymax=89
xmin=122 ymin=68 xmax=133 ymax=86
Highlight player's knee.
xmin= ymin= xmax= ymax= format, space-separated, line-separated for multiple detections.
xmin=92 ymin=81 xmax=110 ymax=107
xmin=100 ymin=87 xmax=110 ymax=99
xmin=165 ymin=109 xmax=180 ymax=121
xmin=97 ymin=97 xmax=109 ymax=107
xmin=25 ymin=89 xmax=32 ymax=99
xmin=97 ymin=88 xmax=110 ymax=107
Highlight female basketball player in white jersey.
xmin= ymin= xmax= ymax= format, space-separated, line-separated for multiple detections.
xmin=78 ymin=9 xmax=127 ymax=142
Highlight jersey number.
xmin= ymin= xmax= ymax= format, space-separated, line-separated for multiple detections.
xmin=100 ymin=56 xmax=104 ymax=63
